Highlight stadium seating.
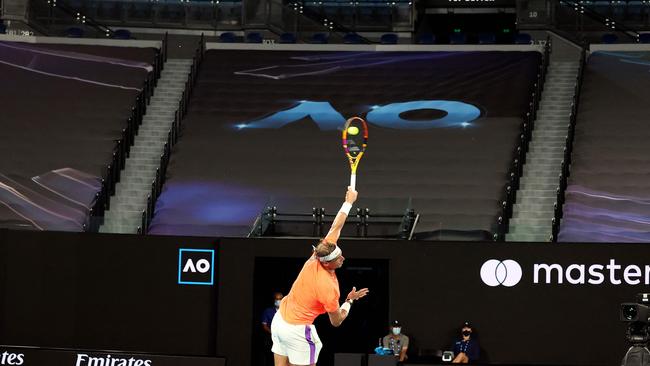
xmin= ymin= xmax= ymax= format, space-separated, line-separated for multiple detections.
xmin=148 ymin=49 xmax=542 ymax=240
xmin=558 ymin=51 xmax=650 ymax=242
xmin=0 ymin=41 xmax=158 ymax=232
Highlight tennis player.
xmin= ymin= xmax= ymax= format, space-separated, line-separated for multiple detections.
xmin=271 ymin=186 xmax=369 ymax=366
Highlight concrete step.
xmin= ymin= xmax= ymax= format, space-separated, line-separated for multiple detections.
xmin=100 ymin=217 xmax=142 ymax=227
xmin=507 ymin=225 xmax=552 ymax=235
xmin=517 ymin=196 xmax=558 ymax=205
xmin=520 ymin=173 xmax=561 ymax=182
xmin=138 ymin=125 xmax=173 ymax=133
xmin=99 ymin=225 xmax=139 ymax=234
xmin=123 ymin=163 xmax=160 ymax=172
xmin=528 ymin=141 xmax=567 ymax=148
xmin=512 ymin=202 xmax=556 ymax=212
xmin=509 ymin=217 xmax=554 ymax=227
xmin=138 ymin=129 xmax=171 ymax=137
xmin=506 ymin=233 xmax=552 ymax=242
xmin=526 ymin=157 xmax=564 ymax=165
xmin=119 ymin=175 xmax=157 ymax=185
xmin=511 ymin=207 xmax=555 ymax=218
xmin=534 ymin=122 xmax=569 ymax=128
xmin=516 ymin=188 xmax=558 ymax=197
xmin=518 ymin=182 xmax=558 ymax=190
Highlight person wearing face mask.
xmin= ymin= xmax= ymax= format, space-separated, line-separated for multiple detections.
xmin=382 ymin=320 xmax=409 ymax=363
xmin=452 ymin=322 xmax=479 ymax=363
xmin=263 ymin=292 xmax=284 ymax=335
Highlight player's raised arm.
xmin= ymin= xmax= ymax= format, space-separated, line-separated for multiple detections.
xmin=324 ymin=187 xmax=358 ymax=244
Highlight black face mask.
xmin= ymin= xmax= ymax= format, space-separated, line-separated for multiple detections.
xmin=462 ymin=331 xmax=472 ymax=337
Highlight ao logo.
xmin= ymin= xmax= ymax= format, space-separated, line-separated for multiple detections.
xmin=183 ymin=259 xmax=210 ymax=273
xmin=480 ymin=259 xmax=522 ymax=287
xmin=178 ymin=248 xmax=215 ymax=285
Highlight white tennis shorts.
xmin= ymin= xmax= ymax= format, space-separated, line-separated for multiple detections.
xmin=271 ymin=312 xmax=323 ymax=365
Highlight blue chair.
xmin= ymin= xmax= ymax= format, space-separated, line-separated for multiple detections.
xmin=449 ymin=33 xmax=466 ymax=44
xmin=416 ymin=33 xmax=436 ymax=44
xmin=343 ymin=32 xmax=362 ymax=44
xmin=478 ymin=32 xmax=496 ymax=44
xmin=279 ymin=32 xmax=297 ymax=44
xmin=65 ymin=27 xmax=84 ymax=38
xmin=310 ymin=33 xmax=328 ymax=44
xmin=601 ymin=33 xmax=618 ymax=43
xmin=219 ymin=32 xmax=236 ymax=43
xmin=0 ymin=23 xmax=6 ymax=34
xmin=638 ymin=33 xmax=650 ymax=43
xmin=380 ymin=33 xmax=398 ymax=44
xmin=246 ymin=32 xmax=263 ymax=43
xmin=514 ymin=33 xmax=532 ymax=44
xmin=112 ymin=29 xmax=131 ymax=40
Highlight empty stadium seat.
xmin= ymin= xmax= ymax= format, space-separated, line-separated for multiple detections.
xmin=479 ymin=33 xmax=496 ymax=44
xmin=380 ymin=33 xmax=398 ymax=44
xmin=344 ymin=32 xmax=362 ymax=44
xmin=65 ymin=27 xmax=84 ymax=38
xmin=246 ymin=32 xmax=263 ymax=43
xmin=449 ymin=33 xmax=466 ymax=44
xmin=279 ymin=33 xmax=297 ymax=44
xmin=639 ymin=33 xmax=650 ymax=43
xmin=416 ymin=33 xmax=436 ymax=44
xmin=601 ymin=33 xmax=619 ymax=43
xmin=310 ymin=33 xmax=329 ymax=44
xmin=514 ymin=33 xmax=532 ymax=44
xmin=0 ymin=23 xmax=6 ymax=34
xmin=219 ymin=32 xmax=237 ymax=43
xmin=112 ymin=29 xmax=132 ymax=40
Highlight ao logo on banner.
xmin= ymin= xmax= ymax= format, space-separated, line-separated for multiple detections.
xmin=178 ymin=248 xmax=215 ymax=286
xmin=480 ymin=259 xmax=523 ymax=287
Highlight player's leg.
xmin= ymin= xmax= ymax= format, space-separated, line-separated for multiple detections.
xmin=274 ymin=354 xmax=290 ymax=366
xmin=271 ymin=312 xmax=290 ymax=366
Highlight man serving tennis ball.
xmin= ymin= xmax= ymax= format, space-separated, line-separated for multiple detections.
xmin=271 ymin=186 xmax=370 ymax=366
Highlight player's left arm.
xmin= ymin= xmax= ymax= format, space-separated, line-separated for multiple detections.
xmin=326 ymin=286 xmax=369 ymax=327
xmin=324 ymin=187 xmax=357 ymax=244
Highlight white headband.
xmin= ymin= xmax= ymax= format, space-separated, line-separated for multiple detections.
xmin=318 ymin=246 xmax=342 ymax=262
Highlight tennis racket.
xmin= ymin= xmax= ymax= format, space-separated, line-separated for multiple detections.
xmin=342 ymin=117 xmax=368 ymax=190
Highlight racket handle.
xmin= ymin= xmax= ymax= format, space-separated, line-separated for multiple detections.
xmin=350 ymin=174 xmax=356 ymax=190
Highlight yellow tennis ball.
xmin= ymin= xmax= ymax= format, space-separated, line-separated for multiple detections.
xmin=347 ymin=126 xmax=360 ymax=135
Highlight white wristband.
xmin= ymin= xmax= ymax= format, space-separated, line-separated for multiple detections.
xmin=341 ymin=301 xmax=351 ymax=313
xmin=340 ymin=202 xmax=353 ymax=215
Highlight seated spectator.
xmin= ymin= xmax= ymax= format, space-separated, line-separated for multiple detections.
xmin=382 ymin=320 xmax=409 ymax=363
xmin=452 ymin=322 xmax=480 ymax=363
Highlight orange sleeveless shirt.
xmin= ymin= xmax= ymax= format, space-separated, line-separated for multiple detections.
xmin=279 ymin=257 xmax=340 ymax=325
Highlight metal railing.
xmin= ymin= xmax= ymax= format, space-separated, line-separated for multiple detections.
xmin=495 ymin=36 xmax=551 ymax=241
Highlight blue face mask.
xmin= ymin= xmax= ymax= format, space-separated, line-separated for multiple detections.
xmin=392 ymin=327 xmax=401 ymax=335
xmin=274 ymin=300 xmax=281 ymax=308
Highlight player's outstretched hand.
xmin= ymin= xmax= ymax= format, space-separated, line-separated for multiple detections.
xmin=346 ymin=286 xmax=369 ymax=302
xmin=345 ymin=186 xmax=358 ymax=205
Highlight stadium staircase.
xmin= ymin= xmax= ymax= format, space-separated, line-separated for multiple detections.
xmin=507 ymin=60 xmax=580 ymax=242
xmin=99 ymin=59 xmax=192 ymax=234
